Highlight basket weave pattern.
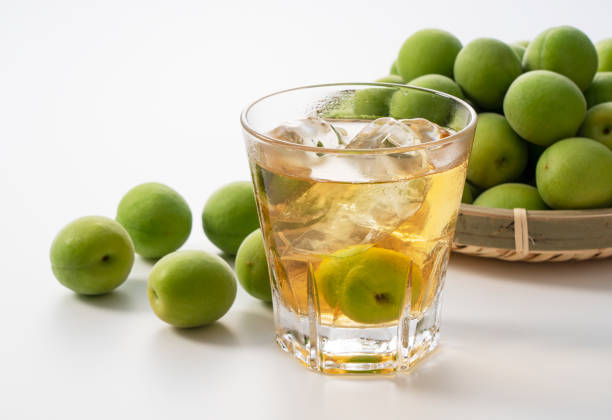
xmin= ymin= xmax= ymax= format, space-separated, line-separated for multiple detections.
xmin=452 ymin=205 xmax=612 ymax=263
xmin=452 ymin=244 xmax=612 ymax=262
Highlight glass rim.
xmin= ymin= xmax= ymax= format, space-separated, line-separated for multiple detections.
xmin=240 ymin=82 xmax=477 ymax=155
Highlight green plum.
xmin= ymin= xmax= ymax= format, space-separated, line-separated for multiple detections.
xmin=453 ymin=38 xmax=522 ymax=110
xmin=584 ymin=72 xmax=612 ymax=108
xmin=503 ymin=70 xmax=586 ymax=146
xmin=116 ymin=182 xmax=192 ymax=259
xmin=473 ymin=183 xmax=548 ymax=210
xmin=390 ymin=60 xmax=399 ymax=76
xmin=339 ymin=248 xmax=420 ymax=324
xmin=389 ymin=87 xmax=451 ymax=125
xmin=596 ymin=39 xmax=612 ymax=71
xmin=235 ymin=229 xmax=272 ymax=302
xmin=408 ymin=74 xmax=464 ymax=98
xmin=202 ymin=181 xmax=260 ymax=255
xmin=353 ymin=87 xmax=395 ymax=117
xmin=536 ymin=137 xmax=612 ymax=209
xmin=396 ymin=29 xmax=462 ymax=82
xmin=255 ymin=166 xmax=311 ymax=206
xmin=50 ymin=216 xmax=135 ymax=295
xmin=148 ymin=250 xmax=236 ymax=327
xmin=523 ymin=26 xmax=598 ymax=91
xmin=515 ymin=40 xmax=530 ymax=48
xmin=466 ymin=113 xmax=528 ymax=189
xmin=509 ymin=43 xmax=526 ymax=61
xmin=316 ymin=246 xmax=423 ymax=324
xmin=375 ymin=74 xmax=404 ymax=84
xmin=579 ymin=102 xmax=612 ymax=149
xmin=315 ymin=245 xmax=371 ymax=308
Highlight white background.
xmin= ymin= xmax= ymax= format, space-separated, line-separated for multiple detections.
xmin=1 ymin=1 xmax=612 ymax=419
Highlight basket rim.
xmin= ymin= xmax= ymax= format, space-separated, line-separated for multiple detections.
xmin=459 ymin=204 xmax=612 ymax=220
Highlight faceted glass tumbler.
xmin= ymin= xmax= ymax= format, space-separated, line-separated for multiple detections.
xmin=241 ymin=83 xmax=476 ymax=374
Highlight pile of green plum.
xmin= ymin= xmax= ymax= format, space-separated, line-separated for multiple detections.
xmin=378 ymin=27 xmax=612 ymax=210
xmin=50 ymin=181 xmax=270 ymax=328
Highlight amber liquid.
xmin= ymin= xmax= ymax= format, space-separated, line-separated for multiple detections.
xmin=253 ymin=159 xmax=467 ymax=328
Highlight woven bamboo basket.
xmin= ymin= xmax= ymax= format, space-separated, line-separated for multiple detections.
xmin=452 ymin=204 xmax=612 ymax=262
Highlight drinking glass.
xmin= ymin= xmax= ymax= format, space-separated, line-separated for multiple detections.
xmin=241 ymin=83 xmax=476 ymax=374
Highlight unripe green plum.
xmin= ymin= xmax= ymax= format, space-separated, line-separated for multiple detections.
xmin=454 ymin=38 xmax=522 ymax=110
xmin=579 ymin=102 xmax=612 ymax=149
xmin=353 ymin=87 xmax=395 ymax=117
xmin=467 ymin=113 xmax=528 ymax=188
xmin=316 ymin=246 xmax=422 ymax=324
xmin=375 ymin=75 xmax=404 ymax=84
xmin=202 ymin=181 xmax=260 ymax=255
xmin=523 ymin=26 xmax=598 ymax=91
xmin=235 ymin=229 xmax=272 ymax=302
xmin=509 ymin=43 xmax=526 ymax=61
xmin=389 ymin=87 xmax=451 ymax=126
xmin=148 ymin=250 xmax=236 ymax=327
xmin=50 ymin=216 xmax=135 ymax=295
xmin=397 ymin=29 xmax=462 ymax=82
xmin=536 ymin=137 xmax=612 ymax=209
xmin=474 ymin=184 xmax=548 ymax=210
xmin=596 ymin=39 xmax=612 ymax=71
xmin=584 ymin=72 xmax=612 ymax=108
xmin=503 ymin=70 xmax=586 ymax=146
xmin=390 ymin=60 xmax=399 ymax=76
xmin=116 ymin=183 xmax=192 ymax=259
xmin=408 ymin=74 xmax=464 ymax=99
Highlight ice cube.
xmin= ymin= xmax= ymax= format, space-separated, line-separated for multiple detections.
xmin=399 ymin=118 xmax=453 ymax=142
xmin=259 ymin=117 xmax=348 ymax=179
xmin=342 ymin=117 xmax=437 ymax=180
xmin=270 ymin=178 xmax=430 ymax=256
xmin=267 ymin=116 xmax=348 ymax=149
xmin=345 ymin=117 xmax=452 ymax=150
xmin=345 ymin=117 xmax=420 ymax=149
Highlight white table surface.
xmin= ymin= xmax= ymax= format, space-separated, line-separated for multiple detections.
xmin=2 ymin=1 xmax=611 ymax=419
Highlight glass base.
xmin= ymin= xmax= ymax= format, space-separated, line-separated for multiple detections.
xmin=274 ymin=293 xmax=443 ymax=374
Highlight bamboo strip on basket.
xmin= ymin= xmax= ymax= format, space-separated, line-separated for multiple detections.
xmin=452 ymin=204 xmax=612 ymax=262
